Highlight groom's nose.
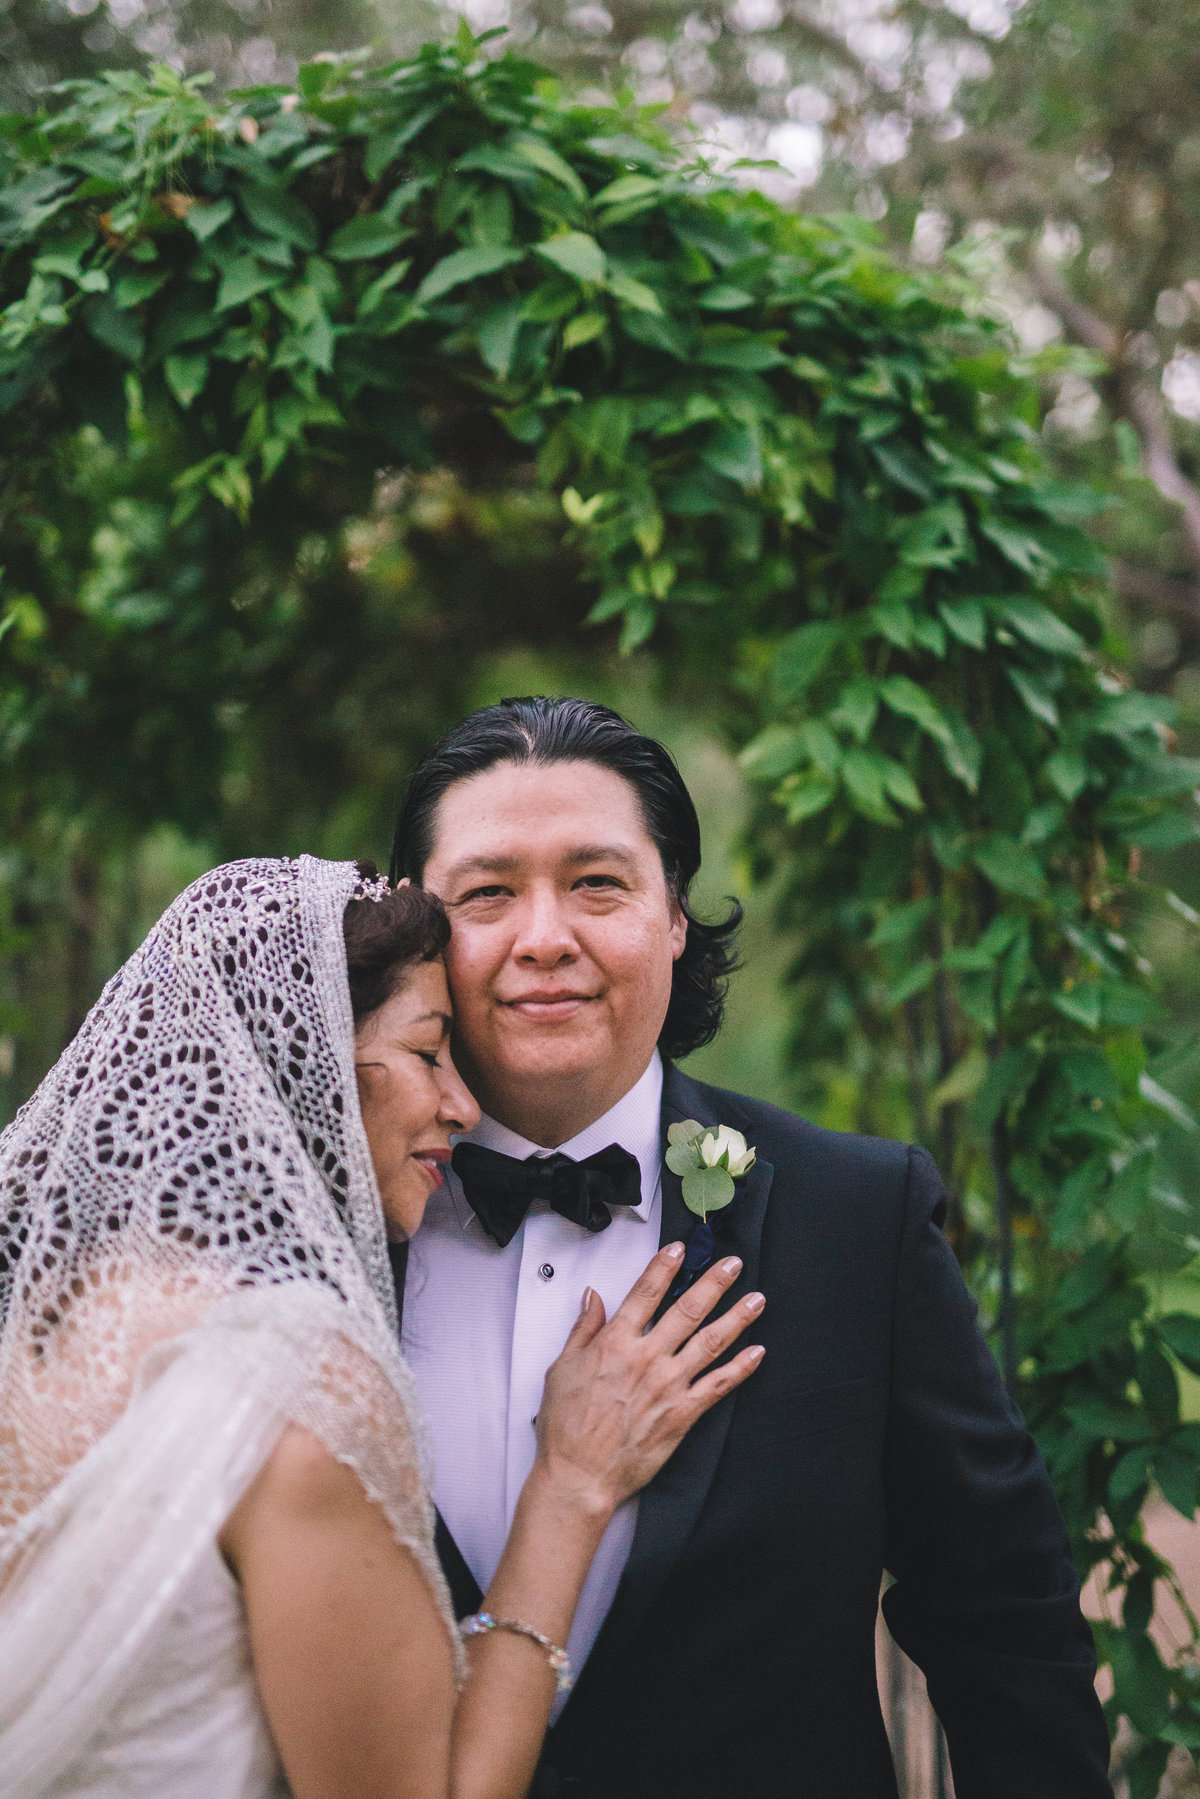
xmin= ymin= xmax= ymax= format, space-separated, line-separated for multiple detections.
xmin=510 ymin=886 xmax=578 ymax=965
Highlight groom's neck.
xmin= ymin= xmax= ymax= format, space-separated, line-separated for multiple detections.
xmin=462 ymin=1061 xmax=651 ymax=1149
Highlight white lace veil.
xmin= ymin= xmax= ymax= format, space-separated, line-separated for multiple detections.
xmin=0 ymin=857 xmax=455 ymax=1700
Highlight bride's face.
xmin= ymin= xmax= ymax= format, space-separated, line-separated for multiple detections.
xmin=353 ymin=958 xmax=480 ymax=1240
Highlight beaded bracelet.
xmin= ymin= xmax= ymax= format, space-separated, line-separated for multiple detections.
xmin=459 ymin=1611 xmax=574 ymax=1694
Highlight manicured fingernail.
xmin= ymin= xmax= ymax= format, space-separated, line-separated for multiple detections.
xmin=664 ymin=1241 xmax=685 ymax=1261
xmin=747 ymin=1345 xmax=766 ymax=1364
xmin=580 ymin=1286 xmax=595 ymax=1313
xmin=745 ymin=1291 xmax=765 ymax=1314
xmin=721 ymin=1256 xmax=742 ymax=1276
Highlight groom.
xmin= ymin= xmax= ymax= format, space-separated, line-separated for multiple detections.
xmin=389 ymin=695 xmax=1112 ymax=1799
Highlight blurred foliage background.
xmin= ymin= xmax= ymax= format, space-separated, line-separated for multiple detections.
xmin=2 ymin=0 xmax=1199 ymax=1138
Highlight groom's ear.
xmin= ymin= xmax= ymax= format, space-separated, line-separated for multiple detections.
xmin=667 ymin=894 xmax=687 ymax=962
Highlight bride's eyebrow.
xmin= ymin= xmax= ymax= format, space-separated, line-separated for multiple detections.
xmin=408 ymin=1010 xmax=452 ymax=1035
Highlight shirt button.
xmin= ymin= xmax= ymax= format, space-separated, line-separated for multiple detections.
xmin=538 ymin=1263 xmax=555 ymax=1282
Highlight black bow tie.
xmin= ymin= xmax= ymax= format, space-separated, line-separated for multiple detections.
xmin=450 ymin=1142 xmax=642 ymax=1249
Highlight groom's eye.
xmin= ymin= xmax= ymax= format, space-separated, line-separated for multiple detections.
xmin=457 ymin=883 xmax=511 ymax=903
xmin=576 ymin=874 xmax=622 ymax=889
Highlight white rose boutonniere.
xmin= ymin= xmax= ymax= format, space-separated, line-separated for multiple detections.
xmin=665 ymin=1120 xmax=757 ymax=1220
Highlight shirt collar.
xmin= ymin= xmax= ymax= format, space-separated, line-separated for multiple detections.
xmin=445 ymin=1052 xmax=664 ymax=1231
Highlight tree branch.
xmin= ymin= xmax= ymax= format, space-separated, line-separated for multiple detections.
xmin=1030 ymin=259 xmax=1200 ymax=578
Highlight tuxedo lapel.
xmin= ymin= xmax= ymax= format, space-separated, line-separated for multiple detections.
xmin=568 ymin=1064 xmax=774 ymax=1672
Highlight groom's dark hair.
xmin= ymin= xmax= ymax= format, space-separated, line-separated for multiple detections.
xmin=389 ymin=696 xmax=742 ymax=1061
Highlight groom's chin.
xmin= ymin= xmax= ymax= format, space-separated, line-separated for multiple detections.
xmin=485 ymin=1020 xmax=609 ymax=1087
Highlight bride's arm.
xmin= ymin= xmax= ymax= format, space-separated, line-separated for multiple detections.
xmin=221 ymin=1243 xmax=764 ymax=1799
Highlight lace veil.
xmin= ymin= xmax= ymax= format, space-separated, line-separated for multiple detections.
xmin=0 ymin=856 xmax=458 ymax=1787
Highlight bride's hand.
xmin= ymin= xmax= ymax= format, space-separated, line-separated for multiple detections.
xmin=533 ymin=1243 xmax=765 ymax=1517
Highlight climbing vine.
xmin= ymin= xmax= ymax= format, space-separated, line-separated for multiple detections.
xmin=3 ymin=37 xmax=1200 ymax=1789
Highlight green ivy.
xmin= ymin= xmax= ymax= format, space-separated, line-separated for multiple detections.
xmin=3 ymin=37 xmax=1200 ymax=1779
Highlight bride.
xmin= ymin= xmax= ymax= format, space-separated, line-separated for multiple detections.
xmin=0 ymin=856 xmax=764 ymax=1799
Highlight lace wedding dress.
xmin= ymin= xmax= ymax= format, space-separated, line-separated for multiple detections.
xmin=0 ymin=859 xmax=459 ymax=1799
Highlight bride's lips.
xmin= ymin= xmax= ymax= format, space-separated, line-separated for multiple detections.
xmin=412 ymin=1147 xmax=451 ymax=1190
xmin=503 ymin=991 xmax=595 ymax=1021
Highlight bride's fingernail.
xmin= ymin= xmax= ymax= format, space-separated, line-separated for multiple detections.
xmin=664 ymin=1241 xmax=685 ymax=1261
xmin=720 ymin=1256 xmax=742 ymax=1277
xmin=580 ymin=1286 xmax=595 ymax=1313
xmin=745 ymin=1291 xmax=765 ymax=1314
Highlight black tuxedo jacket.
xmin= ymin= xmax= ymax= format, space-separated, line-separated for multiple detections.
xmin=417 ymin=1063 xmax=1113 ymax=1799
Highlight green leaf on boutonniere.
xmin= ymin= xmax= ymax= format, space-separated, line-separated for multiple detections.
xmin=682 ymin=1164 xmax=736 ymax=1217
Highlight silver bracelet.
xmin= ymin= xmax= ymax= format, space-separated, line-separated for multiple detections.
xmin=459 ymin=1611 xmax=574 ymax=1694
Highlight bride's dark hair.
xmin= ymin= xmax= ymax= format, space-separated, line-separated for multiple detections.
xmin=343 ymin=863 xmax=450 ymax=1025
xmin=389 ymin=698 xmax=742 ymax=1061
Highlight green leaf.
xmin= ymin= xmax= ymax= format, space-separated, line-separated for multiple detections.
xmin=1007 ymin=664 xmax=1059 ymax=727
xmin=980 ymin=518 xmax=1051 ymax=575
xmin=829 ymin=678 xmax=879 ymax=743
xmin=509 ymin=135 xmax=589 ymax=202
xmin=86 ymin=296 xmax=144 ymax=361
xmin=327 ymin=214 xmax=410 ymax=260
xmin=239 ymin=183 xmax=318 ymax=251
xmin=999 ymin=594 xmax=1087 ymax=658
xmin=1053 ymin=985 xmax=1103 ymax=1030
xmin=562 ymin=311 xmax=607 ymax=350
xmin=1062 ymin=1397 xmax=1147 ymax=1441
xmin=881 ymin=758 xmax=923 ymax=811
xmin=1122 ymin=810 xmax=1200 ymax=851
xmin=681 ymin=1163 xmax=735 ymax=1218
xmin=1138 ymin=1074 xmax=1198 ymax=1131
xmin=697 ymin=338 xmax=786 ymax=371
xmin=1155 ymin=1444 xmax=1198 ymax=1518
xmin=1161 ymin=1314 xmax=1200 ymax=1376
xmin=1092 ymin=691 xmax=1177 ymax=737
xmin=868 ymin=897 xmax=933 ymax=947
xmin=973 ymin=836 xmax=1047 ymax=900
xmin=739 ymin=727 xmax=804 ymax=781
xmin=889 ymin=959 xmax=936 ymax=1005
xmin=771 ymin=621 xmax=840 ymax=702
xmin=930 ymin=1046 xmax=988 ymax=1109
xmin=592 ymin=173 xmax=661 ymax=207
xmin=782 ymin=777 xmax=835 ymax=822
xmin=665 ymin=1142 xmax=698 ymax=1176
xmin=416 ymin=245 xmax=524 ymax=305
xmin=1109 ymin=1444 xmax=1152 ymax=1505
xmin=537 ymin=232 xmax=606 ymax=283
xmin=185 ymin=197 xmax=234 ymax=242
xmin=364 ymin=104 xmax=442 ymax=181
xmin=703 ymin=425 xmax=761 ymax=487
xmin=879 ymin=674 xmax=954 ymax=747
xmin=841 ymin=747 xmax=898 ymax=822
xmin=1046 ymin=748 xmax=1088 ymax=802
xmin=163 ymin=351 xmax=208 ymax=407
xmin=973 ymin=1045 xmax=1039 ymax=1130
xmin=608 ymin=268 xmax=663 ymax=314
xmin=697 ymin=285 xmax=755 ymax=311
xmin=667 ymin=1119 xmax=705 ymax=1146
xmin=216 ymin=257 xmax=283 ymax=311
xmin=477 ymin=298 xmax=525 ymax=379
xmin=937 ymin=596 xmax=987 ymax=649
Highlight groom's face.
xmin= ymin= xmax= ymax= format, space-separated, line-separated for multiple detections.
xmin=421 ymin=759 xmax=687 ymax=1141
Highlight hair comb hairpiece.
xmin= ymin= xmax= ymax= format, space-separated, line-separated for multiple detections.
xmin=351 ymin=872 xmax=391 ymax=903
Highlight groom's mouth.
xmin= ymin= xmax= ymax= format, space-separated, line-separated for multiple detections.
xmin=503 ymin=991 xmax=594 ymax=1022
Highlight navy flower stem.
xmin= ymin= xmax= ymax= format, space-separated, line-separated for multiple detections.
xmin=665 ymin=1217 xmax=716 ymax=1308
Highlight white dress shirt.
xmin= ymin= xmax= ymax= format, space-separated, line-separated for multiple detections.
xmin=401 ymin=1053 xmax=664 ymax=1713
